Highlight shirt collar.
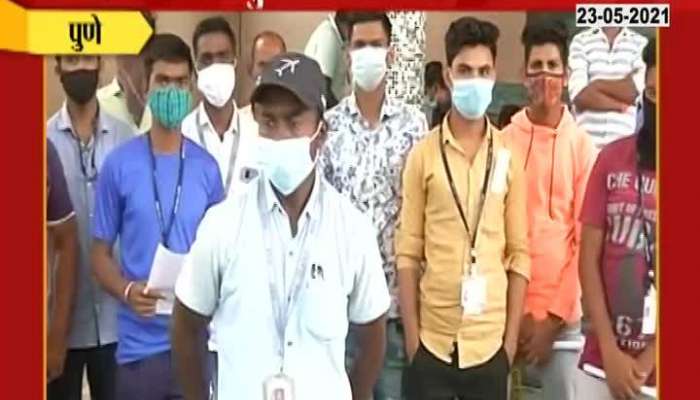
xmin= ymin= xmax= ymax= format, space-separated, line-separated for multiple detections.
xmin=259 ymin=168 xmax=323 ymax=223
xmin=440 ymin=111 xmax=494 ymax=150
xmin=196 ymin=101 xmax=239 ymax=135
xmin=329 ymin=13 xmax=343 ymax=44
xmin=592 ymin=27 xmax=632 ymax=42
xmin=347 ymin=93 xmax=400 ymax=122
xmin=523 ymin=105 xmax=573 ymax=134
xmin=57 ymin=102 xmax=111 ymax=137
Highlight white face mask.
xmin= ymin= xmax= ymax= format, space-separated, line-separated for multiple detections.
xmin=197 ymin=63 xmax=236 ymax=108
xmin=256 ymin=124 xmax=322 ymax=196
xmin=350 ymin=47 xmax=388 ymax=92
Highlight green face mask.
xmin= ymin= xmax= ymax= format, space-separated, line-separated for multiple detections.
xmin=148 ymin=86 xmax=192 ymax=130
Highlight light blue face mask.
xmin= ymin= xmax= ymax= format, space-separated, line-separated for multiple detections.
xmin=256 ymin=124 xmax=322 ymax=196
xmin=148 ymin=86 xmax=192 ymax=130
xmin=450 ymin=77 xmax=495 ymax=120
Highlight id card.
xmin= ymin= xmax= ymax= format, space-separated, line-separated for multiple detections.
xmin=461 ymin=272 xmax=486 ymax=316
xmin=642 ymin=286 xmax=657 ymax=335
xmin=263 ymin=373 xmax=295 ymax=400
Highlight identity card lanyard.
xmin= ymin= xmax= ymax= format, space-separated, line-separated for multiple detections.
xmin=637 ymin=168 xmax=657 ymax=335
xmin=258 ymin=195 xmax=319 ymax=373
xmin=636 ymin=169 xmax=655 ymax=290
xmin=72 ymin=129 xmax=98 ymax=182
xmin=196 ymin=108 xmax=241 ymax=194
xmin=438 ymin=123 xmax=494 ymax=274
xmin=147 ymin=132 xmax=185 ymax=249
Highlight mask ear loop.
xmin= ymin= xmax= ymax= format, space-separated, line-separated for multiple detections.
xmin=309 ymin=121 xmax=325 ymax=162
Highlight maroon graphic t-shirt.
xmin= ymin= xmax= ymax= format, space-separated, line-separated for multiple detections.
xmin=579 ymin=136 xmax=656 ymax=386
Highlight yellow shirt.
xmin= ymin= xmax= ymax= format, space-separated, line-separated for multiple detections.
xmin=96 ymin=78 xmax=152 ymax=134
xmin=395 ymin=116 xmax=530 ymax=368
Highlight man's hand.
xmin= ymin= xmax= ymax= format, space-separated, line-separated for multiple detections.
xmin=518 ymin=314 xmax=535 ymax=345
xmin=349 ymin=315 xmax=387 ymax=400
xmin=126 ymin=282 xmax=165 ymax=317
xmin=634 ymin=344 xmax=656 ymax=382
xmin=404 ymin=330 xmax=420 ymax=364
xmin=516 ymin=313 xmax=534 ymax=363
xmin=46 ymin=330 xmax=67 ymax=382
xmin=503 ymin=336 xmax=517 ymax=367
xmin=602 ymin=345 xmax=646 ymax=399
xmin=520 ymin=315 xmax=561 ymax=366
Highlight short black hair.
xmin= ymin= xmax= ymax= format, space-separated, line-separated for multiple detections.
xmin=192 ymin=16 xmax=237 ymax=56
xmin=445 ymin=17 xmax=500 ymax=66
xmin=141 ymin=11 xmax=156 ymax=30
xmin=643 ymin=37 xmax=656 ymax=70
xmin=425 ymin=61 xmax=446 ymax=89
xmin=334 ymin=11 xmax=353 ymax=26
xmin=54 ymin=55 xmax=101 ymax=67
xmin=521 ymin=20 xmax=569 ymax=67
xmin=347 ymin=12 xmax=393 ymax=43
xmin=143 ymin=33 xmax=194 ymax=79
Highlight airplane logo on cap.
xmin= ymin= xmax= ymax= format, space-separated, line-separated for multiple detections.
xmin=275 ymin=58 xmax=300 ymax=77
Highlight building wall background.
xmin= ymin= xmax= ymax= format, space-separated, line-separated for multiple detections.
xmin=45 ymin=11 xmax=657 ymax=118
xmin=46 ymin=11 xmax=539 ymax=117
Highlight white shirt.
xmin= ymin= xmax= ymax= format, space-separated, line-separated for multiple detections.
xmin=175 ymin=171 xmax=390 ymax=400
xmin=96 ymin=78 xmax=152 ymax=134
xmin=568 ymin=28 xmax=648 ymax=148
xmin=304 ymin=14 xmax=348 ymax=101
xmin=182 ymin=102 xmax=259 ymax=197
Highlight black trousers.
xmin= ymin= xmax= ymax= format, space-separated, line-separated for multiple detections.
xmin=404 ymin=342 xmax=509 ymax=400
xmin=47 ymin=343 xmax=117 ymax=400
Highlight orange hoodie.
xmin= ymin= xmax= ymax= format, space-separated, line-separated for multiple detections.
xmin=503 ymin=107 xmax=596 ymax=323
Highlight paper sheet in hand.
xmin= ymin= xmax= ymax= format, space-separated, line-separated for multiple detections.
xmin=147 ymin=243 xmax=186 ymax=315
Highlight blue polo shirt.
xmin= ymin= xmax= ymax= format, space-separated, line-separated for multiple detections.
xmin=92 ymin=134 xmax=223 ymax=364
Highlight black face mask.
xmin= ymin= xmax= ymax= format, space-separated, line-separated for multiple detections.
xmin=60 ymin=69 xmax=99 ymax=105
xmin=637 ymin=95 xmax=656 ymax=170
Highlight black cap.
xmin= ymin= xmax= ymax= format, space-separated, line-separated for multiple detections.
xmin=251 ymin=52 xmax=326 ymax=113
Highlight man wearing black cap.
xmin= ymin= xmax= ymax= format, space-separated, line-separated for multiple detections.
xmin=171 ymin=52 xmax=391 ymax=400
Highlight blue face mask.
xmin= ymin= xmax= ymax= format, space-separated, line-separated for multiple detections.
xmin=256 ymin=124 xmax=322 ymax=196
xmin=148 ymin=86 xmax=192 ymax=130
xmin=450 ymin=77 xmax=495 ymax=120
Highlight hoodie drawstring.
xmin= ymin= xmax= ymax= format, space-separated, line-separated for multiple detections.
xmin=549 ymin=133 xmax=557 ymax=219
xmin=524 ymin=126 xmax=535 ymax=170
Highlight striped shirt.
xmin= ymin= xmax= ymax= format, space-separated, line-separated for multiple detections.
xmin=568 ymin=28 xmax=648 ymax=148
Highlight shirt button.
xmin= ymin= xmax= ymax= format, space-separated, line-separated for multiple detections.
xmin=287 ymin=341 xmax=293 ymax=347
xmin=288 ymin=251 xmax=294 ymax=256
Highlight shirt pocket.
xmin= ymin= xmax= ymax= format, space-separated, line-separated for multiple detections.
xmin=302 ymin=279 xmax=348 ymax=341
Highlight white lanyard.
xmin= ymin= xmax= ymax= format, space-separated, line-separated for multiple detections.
xmin=258 ymin=186 xmax=320 ymax=369
xmin=196 ymin=108 xmax=241 ymax=193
